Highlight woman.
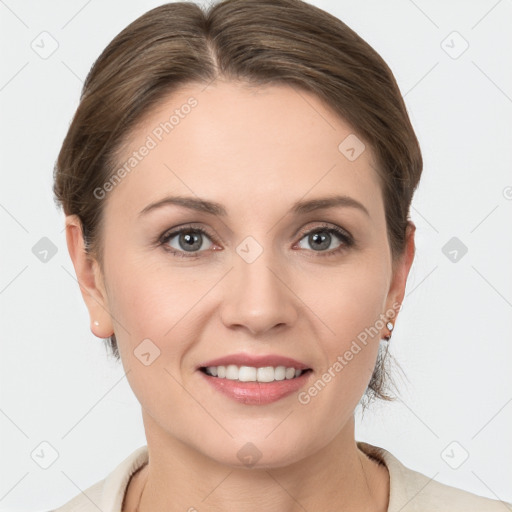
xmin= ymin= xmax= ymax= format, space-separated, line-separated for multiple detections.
xmin=51 ymin=0 xmax=509 ymax=510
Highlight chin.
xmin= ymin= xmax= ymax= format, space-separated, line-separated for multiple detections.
xmin=197 ymin=432 xmax=317 ymax=471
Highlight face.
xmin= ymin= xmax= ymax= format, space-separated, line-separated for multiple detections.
xmin=69 ymin=80 xmax=413 ymax=468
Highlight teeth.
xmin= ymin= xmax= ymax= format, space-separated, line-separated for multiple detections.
xmin=204 ymin=365 xmax=305 ymax=382
xmin=239 ymin=366 xmax=257 ymax=382
xmin=257 ymin=367 xmax=275 ymax=383
xmin=225 ymin=364 xmax=239 ymax=380
xmin=285 ymin=367 xmax=296 ymax=379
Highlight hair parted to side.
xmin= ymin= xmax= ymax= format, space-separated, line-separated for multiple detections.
xmin=53 ymin=0 xmax=422 ymax=406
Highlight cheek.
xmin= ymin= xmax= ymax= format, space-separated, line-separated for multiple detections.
xmin=107 ymin=240 xmax=389 ymax=358
xmin=306 ymin=257 xmax=388 ymax=342
xmin=304 ymin=259 xmax=388 ymax=395
xmin=106 ymin=251 xmax=195 ymax=334
xmin=104 ymin=256 xmax=201 ymax=414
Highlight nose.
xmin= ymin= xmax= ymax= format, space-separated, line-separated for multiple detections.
xmin=219 ymin=250 xmax=298 ymax=337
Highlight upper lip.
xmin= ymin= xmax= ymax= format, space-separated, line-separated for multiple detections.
xmin=198 ymin=353 xmax=310 ymax=370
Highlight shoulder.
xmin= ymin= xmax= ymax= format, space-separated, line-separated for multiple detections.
xmin=50 ymin=445 xmax=149 ymax=512
xmin=48 ymin=480 xmax=104 ymax=512
xmin=357 ymin=441 xmax=511 ymax=512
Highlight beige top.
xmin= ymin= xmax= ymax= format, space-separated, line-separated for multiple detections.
xmin=51 ymin=441 xmax=510 ymax=511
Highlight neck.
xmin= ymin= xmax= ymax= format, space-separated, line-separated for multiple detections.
xmin=128 ymin=412 xmax=389 ymax=512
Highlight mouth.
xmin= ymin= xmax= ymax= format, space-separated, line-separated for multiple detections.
xmin=196 ymin=353 xmax=314 ymax=405
xmin=199 ymin=365 xmax=312 ymax=382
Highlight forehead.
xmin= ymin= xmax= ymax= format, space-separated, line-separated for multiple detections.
xmin=104 ymin=80 xmax=383 ymax=223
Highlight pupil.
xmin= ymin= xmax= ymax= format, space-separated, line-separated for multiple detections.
xmin=311 ymin=232 xmax=330 ymax=250
xmin=181 ymin=232 xmax=201 ymax=251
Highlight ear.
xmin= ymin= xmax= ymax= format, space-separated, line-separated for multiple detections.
xmin=384 ymin=221 xmax=416 ymax=321
xmin=65 ymin=214 xmax=114 ymax=338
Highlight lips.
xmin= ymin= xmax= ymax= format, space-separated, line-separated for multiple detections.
xmin=197 ymin=353 xmax=311 ymax=371
xmin=196 ymin=352 xmax=313 ymax=405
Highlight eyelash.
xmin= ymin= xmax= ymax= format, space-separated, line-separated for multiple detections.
xmin=158 ymin=223 xmax=354 ymax=260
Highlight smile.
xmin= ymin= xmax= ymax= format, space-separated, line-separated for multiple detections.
xmin=201 ymin=365 xmax=310 ymax=382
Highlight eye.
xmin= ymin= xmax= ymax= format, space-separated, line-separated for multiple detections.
xmin=160 ymin=225 xmax=216 ymax=258
xmin=158 ymin=222 xmax=354 ymax=259
xmin=295 ymin=223 xmax=353 ymax=256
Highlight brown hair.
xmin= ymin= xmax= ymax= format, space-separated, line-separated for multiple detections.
xmin=53 ymin=0 xmax=422 ymax=404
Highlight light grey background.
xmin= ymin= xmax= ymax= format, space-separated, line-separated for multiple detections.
xmin=1 ymin=0 xmax=511 ymax=510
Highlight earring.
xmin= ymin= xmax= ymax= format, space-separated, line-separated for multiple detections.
xmin=383 ymin=321 xmax=394 ymax=341
xmin=93 ymin=320 xmax=100 ymax=326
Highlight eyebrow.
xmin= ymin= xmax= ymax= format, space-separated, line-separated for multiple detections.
xmin=138 ymin=194 xmax=370 ymax=218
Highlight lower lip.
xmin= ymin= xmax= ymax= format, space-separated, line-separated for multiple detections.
xmin=198 ymin=370 xmax=312 ymax=405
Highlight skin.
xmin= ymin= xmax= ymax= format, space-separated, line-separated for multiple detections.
xmin=66 ymin=80 xmax=415 ymax=512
